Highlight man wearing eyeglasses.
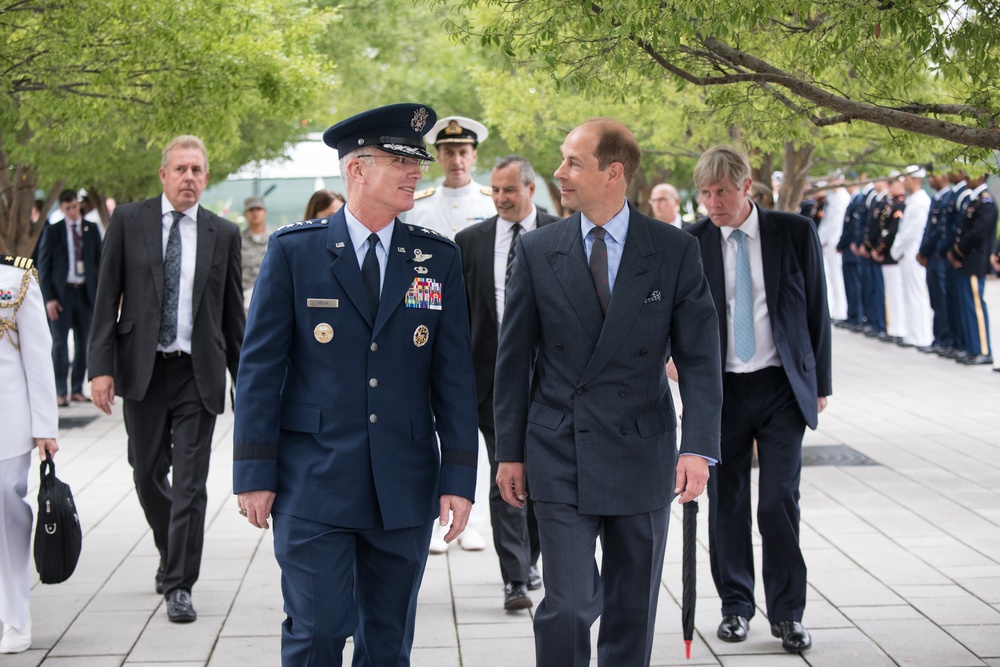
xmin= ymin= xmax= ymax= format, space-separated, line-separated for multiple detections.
xmin=406 ymin=115 xmax=497 ymax=239
xmin=649 ymin=182 xmax=687 ymax=229
xmin=232 ymin=103 xmax=480 ymax=666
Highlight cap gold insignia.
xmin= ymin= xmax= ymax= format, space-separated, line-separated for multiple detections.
xmin=411 ymin=107 xmax=430 ymax=132
xmin=444 ymin=120 xmax=463 ymax=135
xmin=412 ymin=249 xmax=433 ymax=262
xmin=314 ymin=323 xmax=334 ymax=343
xmin=413 ymin=325 xmax=429 ymax=347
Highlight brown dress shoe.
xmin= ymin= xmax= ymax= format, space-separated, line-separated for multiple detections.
xmin=70 ymin=392 xmax=90 ymax=402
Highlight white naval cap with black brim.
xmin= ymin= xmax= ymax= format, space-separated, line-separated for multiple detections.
xmin=426 ymin=115 xmax=489 ymax=148
xmin=323 ymin=103 xmax=437 ymax=162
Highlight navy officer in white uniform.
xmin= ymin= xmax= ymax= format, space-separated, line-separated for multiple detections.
xmin=232 ymin=103 xmax=480 ymax=666
xmin=406 ymin=115 xmax=496 ymax=239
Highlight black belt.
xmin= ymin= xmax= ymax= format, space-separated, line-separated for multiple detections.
xmin=158 ymin=350 xmax=189 ymax=359
xmin=65 ymin=283 xmax=86 ymax=289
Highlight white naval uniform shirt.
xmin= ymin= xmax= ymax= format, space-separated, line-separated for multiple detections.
xmin=406 ymin=180 xmax=496 ymax=239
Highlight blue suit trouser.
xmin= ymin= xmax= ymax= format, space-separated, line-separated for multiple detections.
xmin=709 ymin=367 xmax=808 ymax=624
xmin=272 ymin=512 xmax=433 ymax=667
xmin=841 ymin=259 xmax=864 ymax=324
xmin=926 ymin=256 xmax=954 ymax=348
xmin=946 ymin=264 xmax=970 ymax=352
xmin=532 ymin=501 xmax=670 ymax=667
xmin=860 ymin=259 xmax=885 ymax=331
xmin=48 ymin=284 xmax=92 ymax=396
xmin=956 ymin=275 xmax=992 ymax=357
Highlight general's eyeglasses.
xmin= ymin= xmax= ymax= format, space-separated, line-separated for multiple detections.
xmin=355 ymin=154 xmax=430 ymax=173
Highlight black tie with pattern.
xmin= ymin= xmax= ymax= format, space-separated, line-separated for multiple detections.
xmin=362 ymin=233 xmax=380 ymax=318
xmin=590 ymin=226 xmax=611 ymax=315
xmin=505 ymin=223 xmax=522 ymax=293
xmin=158 ymin=211 xmax=183 ymax=347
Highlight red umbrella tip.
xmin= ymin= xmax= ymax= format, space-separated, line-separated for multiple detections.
xmin=684 ymin=639 xmax=692 ymax=659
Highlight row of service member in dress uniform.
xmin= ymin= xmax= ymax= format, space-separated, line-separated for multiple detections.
xmin=821 ymin=167 xmax=996 ymax=367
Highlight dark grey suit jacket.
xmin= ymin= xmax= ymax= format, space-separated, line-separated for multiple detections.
xmin=455 ymin=210 xmax=560 ymax=406
xmin=687 ymin=206 xmax=832 ymax=429
xmin=494 ymin=205 xmax=722 ymax=516
xmin=89 ymin=196 xmax=245 ymax=415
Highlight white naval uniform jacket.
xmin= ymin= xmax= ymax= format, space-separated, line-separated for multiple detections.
xmin=0 ymin=260 xmax=58 ymax=461
xmin=405 ymin=180 xmax=496 ymax=239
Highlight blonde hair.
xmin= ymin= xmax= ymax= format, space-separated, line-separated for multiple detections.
xmin=161 ymin=135 xmax=208 ymax=171
xmin=693 ymin=146 xmax=751 ymax=190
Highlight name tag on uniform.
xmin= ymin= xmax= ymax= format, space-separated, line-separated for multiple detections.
xmin=307 ymin=298 xmax=339 ymax=308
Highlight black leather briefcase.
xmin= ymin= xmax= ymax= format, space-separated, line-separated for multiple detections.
xmin=34 ymin=454 xmax=82 ymax=584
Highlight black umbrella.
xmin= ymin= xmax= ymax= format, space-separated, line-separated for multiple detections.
xmin=682 ymin=499 xmax=698 ymax=659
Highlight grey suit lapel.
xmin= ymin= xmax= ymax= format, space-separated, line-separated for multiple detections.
xmin=476 ymin=217 xmax=498 ymax=326
xmin=758 ymin=207 xmax=782 ymax=322
xmin=548 ymin=213 xmax=603 ymax=344
xmin=191 ymin=207 xmax=217 ymax=319
xmin=579 ymin=208 xmax=654 ymax=386
xmin=142 ymin=199 xmax=165 ymax=305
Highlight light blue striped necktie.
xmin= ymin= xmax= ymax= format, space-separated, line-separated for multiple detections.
xmin=731 ymin=229 xmax=756 ymax=363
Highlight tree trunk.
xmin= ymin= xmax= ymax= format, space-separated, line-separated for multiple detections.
xmin=750 ymin=150 xmax=775 ymax=209
xmin=778 ymin=143 xmax=814 ymax=212
xmin=0 ymin=142 xmax=49 ymax=257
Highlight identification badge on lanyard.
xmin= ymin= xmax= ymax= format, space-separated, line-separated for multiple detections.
xmin=76 ymin=260 xmax=85 ymax=276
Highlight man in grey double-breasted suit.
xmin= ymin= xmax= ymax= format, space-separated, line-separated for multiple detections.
xmin=493 ymin=118 xmax=723 ymax=667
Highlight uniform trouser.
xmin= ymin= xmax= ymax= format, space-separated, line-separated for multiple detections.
xmin=861 ymin=259 xmax=886 ymax=331
xmin=532 ymin=501 xmax=670 ymax=667
xmin=926 ymin=256 xmax=954 ymax=348
xmin=946 ymin=265 xmax=970 ymax=352
xmin=709 ymin=367 xmax=808 ymax=624
xmin=272 ymin=512 xmax=433 ymax=667
xmin=956 ymin=275 xmax=992 ymax=357
xmin=882 ymin=265 xmax=906 ymax=338
xmin=901 ymin=258 xmax=933 ymax=347
xmin=49 ymin=285 xmax=92 ymax=397
xmin=123 ymin=354 xmax=216 ymax=596
xmin=822 ymin=246 xmax=847 ymax=320
xmin=842 ymin=259 xmax=864 ymax=324
xmin=0 ymin=452 xmax=32 ymax=632
xmin=477 ymin=394 xmax=540 ymax=584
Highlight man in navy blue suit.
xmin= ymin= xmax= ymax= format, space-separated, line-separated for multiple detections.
xmin=687 ymin=146 xmax=831 ymax=654
xmin=232 ymin=104 xmax=479 ymax=666
xmin=37 ymin=189 xmax=101 ymax=405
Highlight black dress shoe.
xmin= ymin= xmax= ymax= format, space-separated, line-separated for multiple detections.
xmin=155 ymin=566 xmax=166 ymax=595
xmin=960 ymin=354 xmax=993 ymax=365
xmin=717 ymin=614 xmax=749 ymax=642
xmin=916 ymin=345 xmax=935 ymax=353
xmin=166 ymin=589 xmax=197 ymax=623
xmin=528 ymin=565 xmax=542 ymax=591
xmin=770 ymin=620 xmax=812 ymax=652
xmin=503 ymin=582 xmax=532 ymax=610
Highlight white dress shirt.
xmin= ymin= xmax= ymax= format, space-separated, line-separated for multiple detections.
xmin=63 ymin=216 xmax=86 ymax=285
xmin=159 ymin=194 xmax=198 ymax=354
xmin=719 ymin=205 xmax=781 ymax=373
xmin=494 ymin=206 xmax=538 ymax=327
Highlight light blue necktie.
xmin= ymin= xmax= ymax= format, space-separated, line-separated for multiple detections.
xmin=732 ymin=229 xmax=756 ymax=363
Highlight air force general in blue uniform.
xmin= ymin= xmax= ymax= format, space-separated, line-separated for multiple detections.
xmin=232 ymin=104 xmax=479 ymax=666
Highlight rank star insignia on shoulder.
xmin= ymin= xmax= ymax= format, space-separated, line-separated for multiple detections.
xmin=274 ymin=219 xmax=327 ymax=236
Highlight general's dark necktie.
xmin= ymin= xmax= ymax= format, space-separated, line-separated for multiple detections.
xmin=590 ymin=227 xmax=611 ymax=315
xmin=504 ymin=223 xmax=522 ymax=294
xmin=362 ymin=233 xmax=380 ymax=318
xmin=158 ymin=211 xmax=184 ymax=347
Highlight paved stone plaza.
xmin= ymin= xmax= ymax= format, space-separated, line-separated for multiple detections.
xmin=9 ymin=282 xmax=1000 ymax=666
